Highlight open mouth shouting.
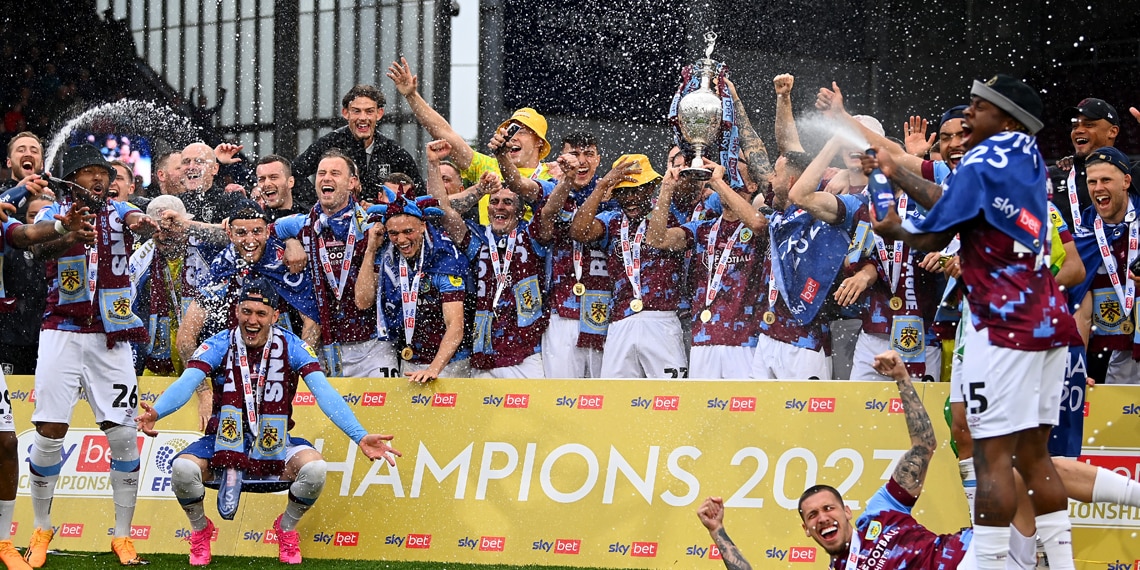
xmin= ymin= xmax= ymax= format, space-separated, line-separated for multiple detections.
xmin=353 ymin=120 xmax=374 ymax=139
xmin=241 ymin=321 xmax=263 ymax=344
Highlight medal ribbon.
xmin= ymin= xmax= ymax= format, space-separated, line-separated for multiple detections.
xmin=315 ymin=214 xmax=360 ymax=301
xmin=572 ymin=241 xmax=583 ymax=284
xmin=86 ymin=203 xmax=112 ymax=304
xmin=1067 ymin=168 xmax=1082 ymax=228
xmin=704 ymin=217 xmax=743 ymax=310
xmin=486 ymin=226 xmax=518 ymax=309
xmin=620 ymin=216 xmax=646 ymax=301
xmin=1093 ymin=200 xmax=1138 ymax=320
xmin=871 ymin=194 xmax=908 ymax=296
xmin=234 ymin=329 xmax=274 ymax=438
xmin=843 ymin=531 xmax=862 ymax=570
xmin=398 ymin=246 xmax=426 ymax=347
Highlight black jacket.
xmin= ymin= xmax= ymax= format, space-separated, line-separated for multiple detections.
xmin=293 ymin=126 xmax=423 ymax=205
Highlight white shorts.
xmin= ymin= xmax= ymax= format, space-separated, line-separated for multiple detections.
xmin=599 ymin=311 xmax=688 ymax=379
xmin=750 ymin=333 xmax=832 ymax=380
xmin=401 ymin=358 xmax=472 ymax=379
xmin=33 ymin=329 xmax=138 ymax=426
xmin=958 ymin=526 xmax=1037 ymax=570
xmin=0 ymin=372 xmax=14 ymax=432
xmin=689 ymin=345 xmax=755 ymax=380
xmin=339 ymin=338 xmax=399 ymax=378
xmin=1105 ymin=349 xmax=1140 ymax=384
xmin=474 ymin=353 xmax=545 ymax=379
xmin=960 ymin=320 xmax=1066 ymax=439
xmin=541 ymin=314 xmax=603 ymax=379
xmin=849 ymin=332 xmax=943 ymax=382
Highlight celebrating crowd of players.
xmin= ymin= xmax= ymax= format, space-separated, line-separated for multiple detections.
xmin=0 ymin=53 xmax=1138 ymax=568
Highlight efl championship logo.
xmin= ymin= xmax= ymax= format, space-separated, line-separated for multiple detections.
xmin=154 ymin=438 xmax=191 ymax=476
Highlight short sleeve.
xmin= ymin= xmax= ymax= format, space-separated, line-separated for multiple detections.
xmin=286 ymin=332 xmax=323 ymax=376
xmin=273 ymin=214 xmax=307 ymax=239
xmin=680 ymin=220 xmax=702 ymax=251
xmin=186 ymin=329 xmax=232 ymax=373
xmin=835 ymin=193 xmax=868 ymax=232
xmin=594 ymin=210 xmax=621 ymax=251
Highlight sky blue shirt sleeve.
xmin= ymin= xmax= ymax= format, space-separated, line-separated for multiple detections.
xmin=302 ymin=371 xmax=368 ymax=444
xmin=152 ymin=368 xmax=208 ymax=419
xmin=111 ymin=200 xmax=141 ymax=219
xmin=863 ymin=482 xmax=911 ymax=518
xmin=594 ymin=210 xmax=620 ymax=251
xmin=933 ymin=160 xmax=951 ymax=185
xmin=836 ymin=193 xmax=868 ymax=232
xmin=274 ymin=214 xmax=307 ymax=239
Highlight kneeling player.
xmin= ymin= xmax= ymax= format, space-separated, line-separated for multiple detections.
xmin=136 ymin=278 xmax=400 ymax=566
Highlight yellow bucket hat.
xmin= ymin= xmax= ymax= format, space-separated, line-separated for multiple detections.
xmin=496 ymin=107 xmax=551 ymax=160
xmin=612 ymin=154 xmax=663 ymax=189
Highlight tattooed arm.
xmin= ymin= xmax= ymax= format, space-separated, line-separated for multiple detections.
xmin=696 ymin=497 xmax=753 ymax=570
xmin=872 ymin=351 xmax=937 ymax=498
xmin=725 ymin=78 xmax=773 ymax=183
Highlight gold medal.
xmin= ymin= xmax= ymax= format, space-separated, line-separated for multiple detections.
xmin=763 ymin=311 xmax=776 ymax=325
xmin=889 ymin=296 xmax=904 ymax=311
xmin=1124 ymin=321 xmax=1135 ymax=335
xmin=700 ymin=309 xmax=713 ymax=323
xmin=400 ymin=347 xmax=414 ymax=361
xmin=630 ymin=299 xmax=644 ymax=313
xmin=572 ymin=282 xmax=586 ymax=296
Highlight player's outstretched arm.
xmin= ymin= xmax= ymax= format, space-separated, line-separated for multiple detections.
xmin=696 ymin=497 xmax=753 ymax=570
xmin=872 ymin=351 xmax=936 ymax=498
xmin=136 ymin=368 xmax=210 ymax=436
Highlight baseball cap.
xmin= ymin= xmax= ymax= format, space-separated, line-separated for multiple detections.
xmin=939 ymin=105 xmax=968 ymax=129
xmin=970 ymin=74 xmax=1044 ymax=134
xmin=237 ymin=276 xmax=279 ymax=309
xmin=852 ymin=115 xmax=885 ymax=137
xmin=1085 ymin=146 xmax=1131 ymax=174
xmin=146 ymin=195 xmax=194 ymax=220
xmin=495 ymin=108 xmax=551 ymax=160
xmin=224 ymin=198 xmax=267 ymax=221
xmin=1064 ymin=98 xmax=1120 ymax=126
xmin=611 ymin=154 xmax=663 ymax=190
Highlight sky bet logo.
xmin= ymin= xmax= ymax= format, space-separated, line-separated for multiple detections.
xmin=685 ymin=544 xmax=721 ymax=559
xmin=360 ymin=392 xmax=386 ymax=406
xmin=630 ymin=396 xmax=680 ymax=411
xmin=458 ymin=536 xmax=505 ymax=551
xmin=411 ymin=393 xmax=457 ymax=407
xmin=532 ymin=538 xmax=580 ymax=554
xmin=608 ymin=541 xmax=657 ymax=557
xmin=556 ymin=395 xmax=604 ymax=409
xmin=1107 ymin=561 xmax=1140 ymax=570
xmin=789 ymin=546 xmax=817 ymax=562
xmin=707 ymin=396 xmax=756 ymax=411
xmin=865 ymin=398 xmax=903 ymax=413
xmin=385 ymin=533 xmax=432 ymax=548
xmin=785 ymin=398 xmax=836 ymax=412
xmin=1122 ymin=404 xmax=1140 ymax=415
xmin=292 ymin=392 xmax=316 ymax=406
xmin=244 ymin=528 xmax=278 ymax=544
xmin=482 ymin=394 xmax=530 ymax=408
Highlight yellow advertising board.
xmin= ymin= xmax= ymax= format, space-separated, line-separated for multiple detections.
xmin=3 ymin=375 xmax=1137 ymax=567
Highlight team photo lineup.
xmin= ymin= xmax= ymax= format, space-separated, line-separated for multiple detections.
xmin=0 ymin=33 xmax=1138 ymax=569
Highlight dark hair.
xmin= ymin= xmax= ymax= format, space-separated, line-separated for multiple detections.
xmin=342 ymin=84 xmax=385 ymax=109
xmin=386 ymin=172 xmax=414 ymax=186
xmin=153 ymin=151 xmax=178 ymax=174
xmin=319 ymin=149 xmax=358 ymax=178
xmin=561 ymin=131 xmax=599 ymax=149
xmin=256 ymin=154 xmax=293 ymax=178
xmin=797 ymin=485 xmax=844 ymax=519
xmin=7 ymin=131 xmax=42 ymax=156
xmin=783 ymin=151 xmax=813 ymax=177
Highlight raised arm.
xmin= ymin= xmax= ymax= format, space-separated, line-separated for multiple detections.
xmin=696 ymin=497 xmax=753 ymax=570
xmin=536 ymin=153 xmax=583 ymax=243
xmin=425 ymin=140 xmax=470 ymax=244
xmin=645 ymin=167 xmax=690 ymax=251
xmin=387 ymin=57 xmax=475 ymax=170
xmin=788 ymin=137 xmax=844 ymax=224
xmin=11 ymin=203 xmax=93 ymax=250
xmin=872 ymin=351 xmax=936 ymax=497
xmin=570 ymin=159 xmax=632 ymax=244
xmin=708 ymin=163 xmax=768 ymax=233
xmin=772 ymin=73 xmax=804 ymax=155
xmin=488 ymin=128 xmax=543 ymax=204
xmin=725 ymin=78 xmax=772 ymax=181
xmin=354 ymin=223 xmax=384 ymax=311
xmin=815 ymin=82 xmax=927 ymax=179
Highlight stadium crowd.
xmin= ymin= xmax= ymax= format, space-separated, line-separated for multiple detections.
xmin=0 ymin=50 xmax=1139 ymax=569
